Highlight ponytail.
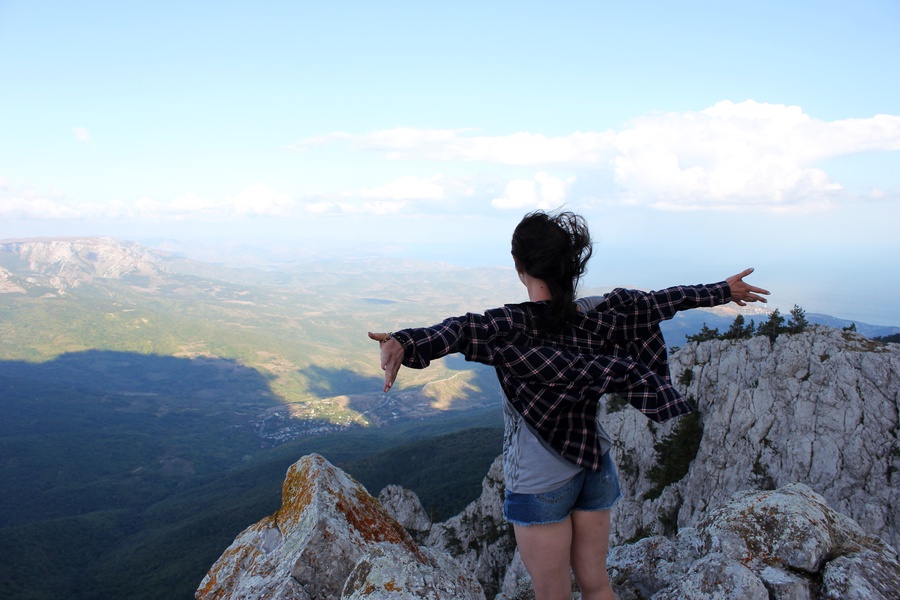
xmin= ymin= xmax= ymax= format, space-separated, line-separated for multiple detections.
xmin=511 ymin=210 xmax=593 ymax=333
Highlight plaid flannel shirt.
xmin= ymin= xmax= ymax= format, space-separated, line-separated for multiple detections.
xmin=392 ymin=281 xmax=731 ymax=470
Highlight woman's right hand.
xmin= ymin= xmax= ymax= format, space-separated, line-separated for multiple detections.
xmin=368 ymin=332 xmax=403 ymax=392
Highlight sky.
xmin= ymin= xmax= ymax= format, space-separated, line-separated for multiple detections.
xmin=1 ymin=1 xmax=898 ymax=325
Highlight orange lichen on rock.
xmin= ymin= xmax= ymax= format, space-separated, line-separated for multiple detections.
xmin=196 ymin=453 xmax=452 ymax=599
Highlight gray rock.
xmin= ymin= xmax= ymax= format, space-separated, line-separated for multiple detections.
xmin=651 ymin=553 xmax=769 ymax=600
xmin=821 ymin=548 xmax=900 ymax=600
xmin=195 ymin=453 xmax=473 ymax=600
xmin=758 ymin=566 xmax=812 ymax=600
xmin=610 ymin=483 xmax=899 ymax=600
xmin=379 ymin=484 xmax=431 ymax=534
xmin=698 ymin=484 xmax=837 ymax=573
xmin=603 ymin=327 xmax=900 ymax=550
xmin=198 ymin=326 xmax=900 ymax=599
xmin=608 ymin=534 xmax=696 ymax=598
xmin=342 ymin=543 xmax=484 ymax=600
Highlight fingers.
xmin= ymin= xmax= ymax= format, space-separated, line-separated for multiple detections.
xmin=382 ymin=346 xmax=401 ymax=392
xmin=369 ymin=332 xmax=401 ymax=392
xmin=726 ymin=268 xmax=770 ymax=305
xmin=384 ymin=362 xmax=399 ymax=392
xmin=732 ymin=267 xmax=754 ymax=280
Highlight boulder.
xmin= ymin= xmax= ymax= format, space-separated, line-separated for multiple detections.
xmin=196 ymin=453 xmax=480 ymax=600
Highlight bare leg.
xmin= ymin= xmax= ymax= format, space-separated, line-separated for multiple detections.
xmin=569 ymin=509 xmax=615 ymax=600
xmin=513 ymin=519 xmax=574 ymax=600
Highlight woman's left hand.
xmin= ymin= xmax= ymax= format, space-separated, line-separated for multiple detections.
xmin=726 ymin=268 xmax=770 ymax=306
xmin=368 ymin=332 xmax=403 ymax=392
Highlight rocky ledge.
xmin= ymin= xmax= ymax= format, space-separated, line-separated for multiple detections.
xmin=197 ymin=454 xmax=899 ymax=600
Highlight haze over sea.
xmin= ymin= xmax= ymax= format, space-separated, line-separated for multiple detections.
xmin=1 ymin=2 xmax=898 ymax=326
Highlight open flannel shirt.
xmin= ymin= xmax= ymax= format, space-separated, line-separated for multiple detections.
xmin=391 ymin=281 xmax=732 ymax=471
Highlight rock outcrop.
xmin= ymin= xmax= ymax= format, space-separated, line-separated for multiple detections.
xmin=604 ymin=326 xmax=900 ymax=550
xmin=198 ymin=455 xmax=900 ymax=600
xmin=378 ymin=485 xmax=431 ymax=541
xmin=608 ymin=483 xmax=900 ymax=600
xmin=426 ymin=456 xmax=516 ymax=599
xmin=196 ymin=454 xmax=484 ymax=599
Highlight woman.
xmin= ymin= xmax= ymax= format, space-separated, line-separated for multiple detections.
xmin=369 ymin=210 xmax=768 ymax=600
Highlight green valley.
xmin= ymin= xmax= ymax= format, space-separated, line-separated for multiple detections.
xmin=0 ymin=239 xmax=511 ymax=599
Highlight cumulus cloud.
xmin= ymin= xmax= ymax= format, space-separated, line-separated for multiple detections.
xmin=232 ymin=184 xmax=295 ymax=217
xmin=7 ymin=101 xmax=898 ymax=226
xmin=0 ymin=196 xmax=81 ymax=219
xmin=492 ymin=172 xmax=575 ymax=210
xmin=610 ymin=100 xmax=855 ymax=209
xmin=72 ymin=127 xmax=91 ymax=144
xmin=290 ymin=101 xmax=900 ymax=212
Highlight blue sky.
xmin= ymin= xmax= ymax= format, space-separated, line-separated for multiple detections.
xmin=1 ymin=1 xmax=898 ymax=325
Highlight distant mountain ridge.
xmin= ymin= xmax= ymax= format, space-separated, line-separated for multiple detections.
xmin=0 ymin=237 xmax=173 ymax=287
xmin=3 ymin=236 xmax=897 ymax=337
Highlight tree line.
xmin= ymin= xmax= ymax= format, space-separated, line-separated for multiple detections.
xmin=684 ymin=305 xmax=811 ymax=345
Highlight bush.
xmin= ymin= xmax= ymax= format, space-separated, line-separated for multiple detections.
xmin=644 ymin=411 xmax=703 ymax=500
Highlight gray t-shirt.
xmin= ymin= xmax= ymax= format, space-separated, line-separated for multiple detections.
xmin=502 ymin=295 xmax=613 ymax=494
xmin=502 ymin=399 xmax=613 ymax=494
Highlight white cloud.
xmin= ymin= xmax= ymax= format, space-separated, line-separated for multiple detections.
xmin=6 ymin=101 xmax=899 ymax=227
xmin=359 ymin=200 xmax=406 ymax=215
xmin=138 ymin=186 xmax=297 ymax=220
xmin=492 ymin=172 xmax=575 ymax=210
xmin=610 ymin=100 xmax=855 ymax=210
xmin=72 ymin=127 xmax=91 ymax=144
xmin=357 ymin=175 xmax=447 ymax=201
xmin=291 ymin=101 xmax=900 ymax=212
xmin=232 ymin=184 xmax=295 ymax=217
xmin=0 ymin=196 xmax=82 ymax=219
xmin=0 ymin=182 xmax=299 ymax=222
xmin=169 ymin=193 xmax=220 ymax=215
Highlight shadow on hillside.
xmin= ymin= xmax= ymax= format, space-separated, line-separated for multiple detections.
xmin=304 ymin=350 xmax=481 ymax=391
xmin=0 ymin=349 xmax=291 ymax=528
xmin=300 ymin=353 xmax=502 ymax=428
xmin=304 ymin=363 xmax=385 ymax=397
xmin=303 ymin=352 xmax=490 ymax=398
xmin=0 ymin=349 xmax=504 ymax=600
xmin=0 ymin=349 xmax=283 ymax=426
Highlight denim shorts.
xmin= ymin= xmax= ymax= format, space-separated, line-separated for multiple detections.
xmin=503 ymin=451 xmax=622 ymax=526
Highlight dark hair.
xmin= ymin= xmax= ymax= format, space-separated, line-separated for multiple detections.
xmin=511 ymin=210 xmax=593 ymax=333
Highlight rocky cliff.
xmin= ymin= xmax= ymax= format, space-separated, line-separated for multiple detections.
xmin=199 ymin=327 xmax=900 ymax=599
xmin=603 ymin=325 xmax=899 ymax=551
xmin=197 ymin=455 xmax=899 ymax=599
